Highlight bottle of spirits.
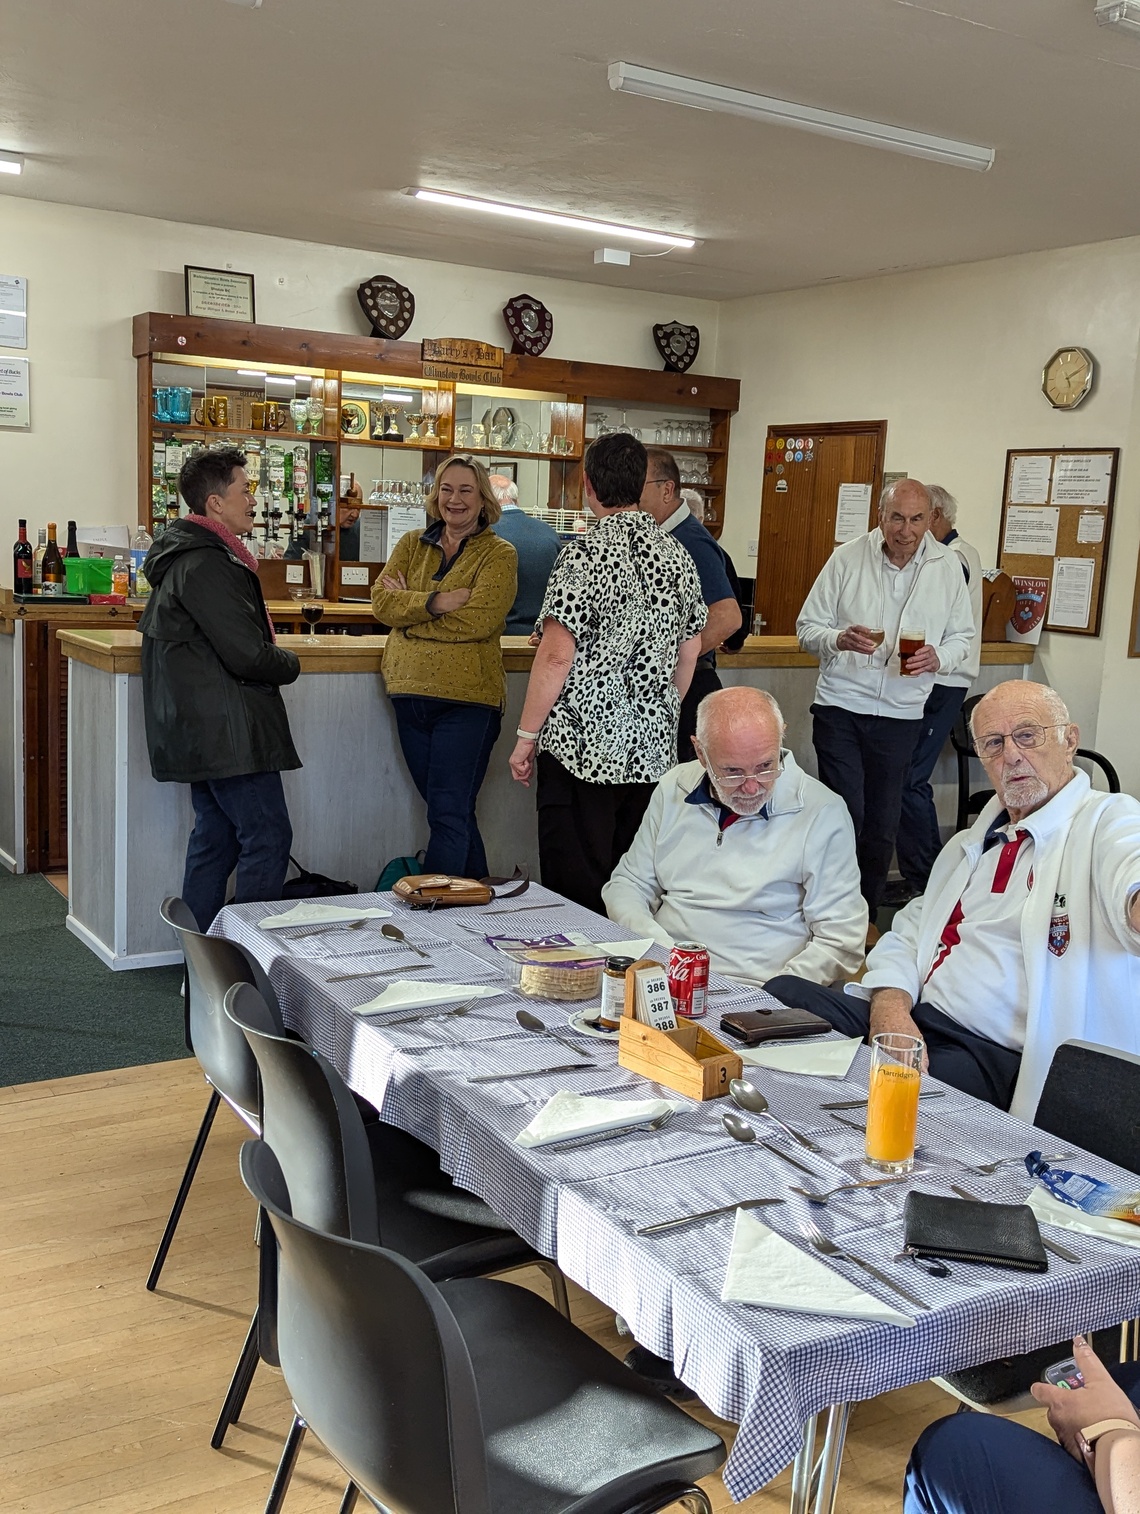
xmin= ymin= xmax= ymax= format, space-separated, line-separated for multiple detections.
xmin=32 ymin=527 xmax=46 ymax=591
xmin=41 ymin=523 xmax=65 ymax=595
xmin=130 ymin=524 xmax=153 ymax=598
xmin=13 ymin=519 xmax=32 ymax=593
xmin=64 ymin=520 xmax=80 ymax=559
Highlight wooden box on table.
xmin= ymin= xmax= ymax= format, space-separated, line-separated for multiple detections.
xmin=617 ymin=958 xmax=742 ymax=1101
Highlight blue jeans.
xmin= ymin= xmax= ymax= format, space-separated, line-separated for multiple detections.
xmin=905 ymin=1363 xmax=1140 ymax=1514
xmin=896 ymin=683 xmax=968 ymax=891
xmin=392 ymin=697 xmax=501 ymax=877
xmin=182 ymin=772 xmax=293 ymax=931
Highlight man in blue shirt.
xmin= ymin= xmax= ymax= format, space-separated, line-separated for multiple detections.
xmin=642 ymin=448 xmax=742 ymax=760
xmin=489 ymin=474 xmax=563 ymax=635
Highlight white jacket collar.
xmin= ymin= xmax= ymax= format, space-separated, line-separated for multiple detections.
xmin=678 ymin=749 xmax=805 ymax=819
xmin=967 ymin=770 xmax=1093 ymax=857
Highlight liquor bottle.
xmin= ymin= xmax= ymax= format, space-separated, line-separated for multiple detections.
xmin=64 ymin=520 xmax=80 ymax=559
xmin=13 ymin=519 xmax=32 ymax=593
xmin=130 ymin=524 xmax=153 ymax=598
xmin=41 ymin=523 xmax=65 ymax=594
xmin=32 ymin=528 xmax=46 ymax=591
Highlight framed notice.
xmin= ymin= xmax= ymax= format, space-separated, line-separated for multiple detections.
xmin=184 ymin=265 xmax=256 ymax=322
xmin=0 ymin=357 xmax=30 ymax=427
xmin=997 ymin=447 xmax=1118 ymax=638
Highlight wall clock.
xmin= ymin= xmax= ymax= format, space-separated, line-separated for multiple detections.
xmin=1042 ymin=347 xmax=1095 ymax=410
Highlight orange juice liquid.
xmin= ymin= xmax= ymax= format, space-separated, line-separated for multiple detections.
xmin=865 ymin=1061 xmax=921 ymax=1164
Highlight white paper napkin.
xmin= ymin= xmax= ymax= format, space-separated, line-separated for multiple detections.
xmin=593 ymin=938 xmax=655 ymax=961
xmin=721 ymin=1208 xmax=915 ymax=1327
xmin=258 ymin=902 xmax=392 ymax=929
xmin=348 ymin=981 xmax=502 ymax=1015
xmin=738 ymin=1036 xmax=862 ymax=1079
xmin=1028 ymin=1186 xmax=1140 ymax=1251
xmin=515 ymin=1090 xmax=683 ymax=1149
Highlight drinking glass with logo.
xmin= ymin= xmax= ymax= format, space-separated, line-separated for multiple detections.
xmin=898 ymin=627 xmax=926 ymax=676
xmin=865 ymin=1033 xmax=923 ymax=1173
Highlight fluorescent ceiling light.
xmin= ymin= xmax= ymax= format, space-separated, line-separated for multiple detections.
xmin=1096 ymin=1 xmax=1140 ymax=34
xmin=237 ymin=369 xmax=267 ymax=378
xmin=608 ymin=61 xmax=995 ymax=172
xmin=0 ymin=151 xmax=24 ymax=176
xmin=406 ymin=187 xmax=696 ymax=248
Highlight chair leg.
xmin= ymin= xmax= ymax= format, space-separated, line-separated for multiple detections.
xmin=146 ymin=1087 xmax=221 ymax=1291
xmin=211 ymin=1309 xmax=261 ymax=1449
xmin=616 ymin=1489 xmax=713 ymax=1514
xmin=263 ymin=1414 xmax=307 ymax=1514
xmin=337 ymin=1484 xmax=359 ymax=1514
xmin=538 ymin=1260 xmax=571 ymax=1319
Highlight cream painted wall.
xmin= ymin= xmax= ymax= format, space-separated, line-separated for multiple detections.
xmin=0 ymin=196 xmax=719 ymax=556
xmin=718 ymin=238 xmax=1140 ymax=788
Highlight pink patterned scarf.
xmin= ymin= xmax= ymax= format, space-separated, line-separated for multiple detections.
xmin=186 ymin=514 xmax=277 ymax=642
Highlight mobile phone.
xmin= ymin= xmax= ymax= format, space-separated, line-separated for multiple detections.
xmin=1043 ymin=1357 xmax=1085 ymax=1390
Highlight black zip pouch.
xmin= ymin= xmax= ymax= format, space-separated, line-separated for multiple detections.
xmin=903 ymin=1190 xmax=1048 ymax=1273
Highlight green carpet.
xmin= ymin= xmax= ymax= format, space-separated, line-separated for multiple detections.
xmin=0 ymin=871 xmax=190 ymax=1087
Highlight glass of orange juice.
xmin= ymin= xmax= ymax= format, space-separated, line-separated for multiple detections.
xmin=865 ymin=1033 xmax=923 ymax=1173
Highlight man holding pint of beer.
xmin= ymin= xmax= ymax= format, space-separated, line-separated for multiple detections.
xmin=796 ymin=479 xmax=973 ymax=913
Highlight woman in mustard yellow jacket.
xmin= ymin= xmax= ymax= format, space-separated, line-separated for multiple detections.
xmin=372 ymin=455 xmax=517 ymax=877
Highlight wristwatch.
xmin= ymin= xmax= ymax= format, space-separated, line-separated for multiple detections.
xmin=1080 ymin=1419 xmax=1140 ymax=1448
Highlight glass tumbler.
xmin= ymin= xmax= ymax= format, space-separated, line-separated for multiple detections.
xmin=865 ymin=1033 xmax=923 ymax=1173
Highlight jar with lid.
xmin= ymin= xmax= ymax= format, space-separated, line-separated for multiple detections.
xmin=598 ymin=955 xmax=635 ymax=1031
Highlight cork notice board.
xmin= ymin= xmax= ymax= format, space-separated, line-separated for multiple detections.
xmin=997 ymin=448 xmax=1118 ymax=638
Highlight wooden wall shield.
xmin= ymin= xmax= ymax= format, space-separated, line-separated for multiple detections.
xmin=357 ymin=275 xmax=416 ymax=339
xmin=503 ymin=293 xmax=554 ymax=356
xmin=653 ymin=320 xmax=700 ymax=373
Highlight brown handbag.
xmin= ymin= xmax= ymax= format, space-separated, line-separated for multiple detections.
xmin=391 ymin=866 xmax=529 ymax=910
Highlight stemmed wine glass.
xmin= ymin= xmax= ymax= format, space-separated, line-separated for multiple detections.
xmin=289 ymin=397 xmax=308 ymax=435
xmin=301 ymin=597 xmax=324 ymax=644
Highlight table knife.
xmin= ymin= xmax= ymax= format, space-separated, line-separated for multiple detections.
xmin=820 ymin=1091 xmax=945 ymax=1111
xmin=467 ymin=1061 xmax=597 ymax=1084
xmin=950 ymin=1183 xmax=1082 ymax=1264
xmin=758 ymin=1140 xmax=819 ymax=1178
xmin=638 ymin=1197 xmax=785 ymax=1236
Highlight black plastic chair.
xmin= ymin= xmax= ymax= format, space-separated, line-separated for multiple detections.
xmin=221 ymin=982 xmax=573 ymax=1510
xmin=240 ymin=1139 xmax=725 ymax=1514
xmin=952 ymin=695 xmax=1121 ymax=832
xmin=935 ymin=1039 xmax=1140 ymax=1411
xmin=146 ymin=897 xmax=284 ymax=1292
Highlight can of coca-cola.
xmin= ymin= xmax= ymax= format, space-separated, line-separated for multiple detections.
xmin=668 ymin=942 xmax=710 ymax=1019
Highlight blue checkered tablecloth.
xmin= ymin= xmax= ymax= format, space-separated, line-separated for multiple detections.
xmin=213 ymin=885 xmax=1140 ymax=1502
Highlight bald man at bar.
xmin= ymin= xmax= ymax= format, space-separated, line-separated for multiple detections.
xmin=768 ymin=680 xmax=1140 ymax=1118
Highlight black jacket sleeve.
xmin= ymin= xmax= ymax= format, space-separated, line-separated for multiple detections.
xmin=177 ymin=554 xmax=300 ymax=686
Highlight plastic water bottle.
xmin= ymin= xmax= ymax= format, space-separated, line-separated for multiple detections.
xmin=130 ymin=524 xmax=153 ymax=597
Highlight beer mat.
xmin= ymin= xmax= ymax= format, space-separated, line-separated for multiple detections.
xmin=738 ymin=1037 xmax=862 ymax=1079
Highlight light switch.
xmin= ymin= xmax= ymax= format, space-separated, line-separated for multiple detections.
xmin=285 ymin=563 xmax=304 ymax=583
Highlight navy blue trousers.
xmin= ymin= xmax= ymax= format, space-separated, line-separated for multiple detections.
xmin=896 ymin=682 xmax=968 ymax=892
xmin=392 ymin=696 xmax=501 ymax=878
xmin=182 ymin=771 xmax=293 ymax=931
xmin=764 ymin=975 xmax=1022 ymax=1110
xmin=905 ymin=1364 xmax=1140 ymax=1514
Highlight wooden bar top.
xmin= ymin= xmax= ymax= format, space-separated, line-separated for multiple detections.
xmin=58 ymin=628 xmax=1035 ymax=678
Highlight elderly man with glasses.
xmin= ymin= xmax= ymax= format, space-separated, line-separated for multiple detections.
xmin=602 ymin=686 xmax=867 ymax=987
xmin=768 ymin=680 xmax=1140 ymax=1116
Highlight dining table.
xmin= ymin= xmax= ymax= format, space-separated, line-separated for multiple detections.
xmin=212 ymin=883 xmax=1140 ymax=1512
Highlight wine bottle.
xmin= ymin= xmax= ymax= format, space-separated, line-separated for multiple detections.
xmin=13 ymin=519 xmax=32 ymax=593
xmin=32 ymin=528 xmax=46 ymax=591
xmin=41 ymin=522 xmax=65 ymax=594
xmin=64 ymin=520 xmax=80 ymax=559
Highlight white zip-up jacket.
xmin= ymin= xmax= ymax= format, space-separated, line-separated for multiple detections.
xmin=936 ymin=531 xmax=983 ymax=690
xmin=602 ymin=754 xmax=868 ymax=986
xmin=851 ymin=771 xmax=1140 ymax=1120
xmin=797 ymin=528 xmax=975 ymax=718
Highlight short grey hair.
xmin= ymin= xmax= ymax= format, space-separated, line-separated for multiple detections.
xmin=488 ymin=474 xmax=518 ymax=506
xmin=968 ymin=683 xmax=1071 ymax=743
xmin=695 ymin=686 xmax=786 ymax=749
xmin=681 ymin=488 xmax=705 ymax=521
xmin=879 ymin=477 xmax=931 ymax=514
xmin=928 ymin=484 xmax=958 ymax=525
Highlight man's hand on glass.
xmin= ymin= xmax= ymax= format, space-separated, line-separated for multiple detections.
xmin=836 ymin=624 xmax=881 ymax=654
xmin=869 ymin=988 xmax=930 ymax=1073
xmin=905 ymin=643 xmax=941 ymax=675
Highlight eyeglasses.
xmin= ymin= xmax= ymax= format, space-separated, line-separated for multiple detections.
xmin=706 ymin=761 xmax=779 ymax=790
xmin=973 ymin=723 xmax=1068 ymax=760
xmin=645 ymin=477 xmax=671 ymax=487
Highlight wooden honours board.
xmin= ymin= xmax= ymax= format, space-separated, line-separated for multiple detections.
xmin=996 ymin=448 xmax=1118 ymax=638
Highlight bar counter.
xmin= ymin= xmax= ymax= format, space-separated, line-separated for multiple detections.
xmin=58 ymin=628 xmax=1034 ymax=969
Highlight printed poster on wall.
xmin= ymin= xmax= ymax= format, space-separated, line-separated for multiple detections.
xmin=835 ymin=483 xmax=872 ymax=543
xmin=1048 ymin=558 xmax=1095 ymax=630
xmin=0 ymin=357 xmax=29 ymax=427
xmin=0 ymin=275 xmax=27 ymax=349
xmin=1008 ymin=454 xmax=1052 ymax=504
xmin=1051 ymin=453 xmax=1113 ymax=507
xmin=1002 ymin=505 xmax=1059 ymax=556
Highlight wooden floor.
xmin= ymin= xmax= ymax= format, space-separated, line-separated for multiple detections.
xmin=1 ymin=1060 xmax=1052 ymax=1513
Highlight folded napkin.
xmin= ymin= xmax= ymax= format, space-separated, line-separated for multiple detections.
xmin=594 ymin=938 xmax=655 ymax=961
xmin=721 ymin=1208 xmax=915 ymax=1327
xmin=1028 ymin=1186 xmax=1140 ymax=1251
xmin=258 ymin=902 xmax=391 ymax=929
xmin=738 ymin=1035 xmax=862 ymax=1079
xmin=349 ymin=981 xmax=503 ymax=1015
xmin=515 ymin=1090 xmax=682 ymax=1149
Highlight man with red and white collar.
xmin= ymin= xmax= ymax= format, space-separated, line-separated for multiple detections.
xmin=768 ymin=680 xmax=1140 ymax=1117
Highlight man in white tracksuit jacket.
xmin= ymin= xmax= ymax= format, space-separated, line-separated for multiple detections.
xmin=768 ymin=681 xmax=1140 ymax=1116
xmin=603 ymin=687 xmax=867 ymax=986
xmin=797 ymin=479 xmax=974 ymax=912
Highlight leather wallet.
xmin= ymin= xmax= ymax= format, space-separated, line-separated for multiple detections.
xmin=903 ymin=1190 xmax=1048 ymax=1273
xmin=392 ymin=874 xmax=494 ymax=909
xmin=718 ymin=1005 xmax=831 ymax=1046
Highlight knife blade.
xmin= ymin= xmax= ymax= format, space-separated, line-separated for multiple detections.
xmin=820 ymin=1091 xmax=945 ymax=1111
xmin=638 ymin=1197 xmax=785 ymax=1236
xmin=758 ymin=1140 xmax=819 ymax=1178
xmin=951 ymin=1183 xmax=1081 ymax=1264
xmin=467 ymin=1061 xmax=597 ymax=1084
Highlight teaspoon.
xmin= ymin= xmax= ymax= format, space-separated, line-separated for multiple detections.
xmin=730 ymin=1079 xmax=824 ymax=1153
xmin=720 ymin=1112 xmax=819 ymax=1177
xmin=515 ymin=1007 xmax=592 ymax=1058
xmin=382 ymin=922 xmax=429 ymax=958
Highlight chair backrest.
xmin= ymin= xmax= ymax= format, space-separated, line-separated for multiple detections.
xmin=161 ymin=896 xmax=282 ymax=1121
xmin=240 ymin=1139 xmax=492 ymax=1514
xmin=224 ymin=983 xmax=379 ymax=1243
xmin=1075 ymin=749 xmax=1121 ymax=793
xmin=1033 ymin=1039 xmax=1140 ymax=1174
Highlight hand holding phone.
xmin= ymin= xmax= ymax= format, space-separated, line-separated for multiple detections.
xmin=1043 ymin=1356 xmax=1085 ymax=1391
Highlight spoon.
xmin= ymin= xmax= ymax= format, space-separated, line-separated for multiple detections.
xmin=719 ymin=1113 xmax=818 ymax=1177
xmin=730 ymin=1079 xmax=824 ymax=1153
xmin=382 ymin=922 xmax=429 ymax=958
xmin=515 ymin=1007 xmax=592 ymax=1058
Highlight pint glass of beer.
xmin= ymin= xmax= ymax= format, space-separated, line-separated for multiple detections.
xmin=865 ymin=1033 xmax=923 ymax=1173
xmin=898 ymin=628 xmax=926 ymax=675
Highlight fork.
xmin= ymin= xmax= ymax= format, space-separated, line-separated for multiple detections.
xmin=968 ymin=1150 xmax=1070 ymax=1176
xmin=789 ymin=1176 xmax=909 ymax=1206
xmin=539 ymin=1109 xmax=677 ymax=1150
xmin=796 ymin=1215 xmax=931 ymax=1311
xmin=370 ymin=1000 xmax=481 ymax=1028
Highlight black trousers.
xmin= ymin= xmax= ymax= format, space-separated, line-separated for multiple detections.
xmin=764 ymin=974 xmax=1022 ymax=1110
xmin=896 ymin=682 xmax=968 ymax=892
xmin=677 ymin=662 xmax=722 ymax=764
xmin=811 ymin=702 xmax=923 ymax=912
xmin=536 ymin=752 xmax=655 ymax=914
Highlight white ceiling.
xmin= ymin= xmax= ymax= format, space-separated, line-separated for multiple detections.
xmin=4 ymin=0 xmax=1140 ymax=300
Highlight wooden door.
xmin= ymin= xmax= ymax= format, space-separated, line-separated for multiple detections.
xmin=754 ymin=421 xmax=887 ymax=635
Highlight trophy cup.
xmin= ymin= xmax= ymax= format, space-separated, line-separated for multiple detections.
xmin=405 ymin=409 xmax=425 ymax=442
xmin=382 ymin=407 xmax=405 ymax=443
